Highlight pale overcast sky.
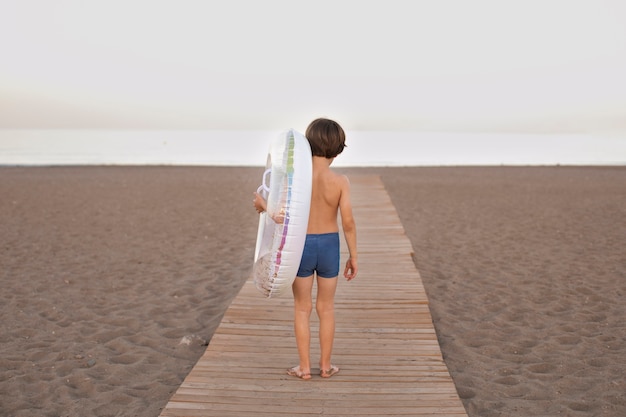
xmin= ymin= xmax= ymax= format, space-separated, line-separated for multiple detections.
xmin=1 ymin=0 xmax=625 ymax=133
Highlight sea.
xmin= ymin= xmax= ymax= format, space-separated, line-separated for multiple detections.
xmin=0 ymin=130 xmax=624 ymax=166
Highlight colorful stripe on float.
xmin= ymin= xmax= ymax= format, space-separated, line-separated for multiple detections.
xmin=273 ymin=130 xmax=295 ymax=279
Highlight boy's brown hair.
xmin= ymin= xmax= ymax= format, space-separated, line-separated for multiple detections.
xmin=305 ymin=118 xmax=346 ymax=159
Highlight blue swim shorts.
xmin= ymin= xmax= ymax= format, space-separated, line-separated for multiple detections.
xmin=297 ymin=232 xmax=340 ymax=278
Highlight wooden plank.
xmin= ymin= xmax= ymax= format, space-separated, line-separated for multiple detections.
xmin=160 ymin=175 xmax=467 ymax=417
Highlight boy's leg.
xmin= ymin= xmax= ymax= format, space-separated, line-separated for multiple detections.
xmin=316 ymin=276 xmax=338 ymax=373
xmin=292 ymin=275 xmax=314 ymax=376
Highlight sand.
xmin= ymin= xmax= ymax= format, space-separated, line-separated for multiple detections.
xmin=376 ymin=166 xmax=626 ymax=417
xmin=0 ymin=167 xmax=259 ymax=417
xmin=1 ymin=165 xmax=624 ymax=417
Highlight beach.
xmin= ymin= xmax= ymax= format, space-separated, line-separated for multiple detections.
xmin=377 ymin=166 xmax=626 ymax=416
xmin=1 ymin=166 xmax=624 ymax=416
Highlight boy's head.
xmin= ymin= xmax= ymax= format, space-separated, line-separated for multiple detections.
xmin=305 ymin=118 xmax=346 ymax=159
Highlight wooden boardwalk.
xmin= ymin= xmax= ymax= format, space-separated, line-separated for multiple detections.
xmin=160 ymin=175 xmax=468 ymax=417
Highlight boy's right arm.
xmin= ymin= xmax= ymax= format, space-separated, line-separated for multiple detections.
xmin=253 ymin=192 xmax=267 ymax=213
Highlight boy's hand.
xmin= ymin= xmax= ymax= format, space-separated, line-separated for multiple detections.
xmin=344 ymin=258 xmax=358 ymax=281
xmin=253 ymin=192 xmax=267 ymax=213
xmin=271 ymin=208 xmax=285 ymax=224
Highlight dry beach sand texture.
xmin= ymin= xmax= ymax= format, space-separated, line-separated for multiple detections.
xmin=1 ymin=167 xmax=258 ymax=417
xmin=376 ymin=166 xmax=626 ymax=417
xmin=1 ymin=166 xmax=625 ymax=417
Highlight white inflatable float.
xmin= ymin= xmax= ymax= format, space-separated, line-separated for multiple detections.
xmin=253 ymin=129 xmax=312 ymax=297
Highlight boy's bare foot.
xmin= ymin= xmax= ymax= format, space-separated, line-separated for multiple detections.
xmin=287 ymin=366 xmax=311 ymax=380
xmin=320 ymin=365 xmax=339 ymax=378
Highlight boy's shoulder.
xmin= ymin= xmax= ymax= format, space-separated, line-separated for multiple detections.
xmin=332 ymin=173 xmax=351 ymax=195
xmin=324 ymin=169 xmax=350 ymax=186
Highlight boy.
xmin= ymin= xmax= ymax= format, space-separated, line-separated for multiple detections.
xmin=253 ymin=118 xmax=358 ymax=380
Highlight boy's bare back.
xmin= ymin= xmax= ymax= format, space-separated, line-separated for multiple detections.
xmin=306 ymin=157 xmax=357 ymax=269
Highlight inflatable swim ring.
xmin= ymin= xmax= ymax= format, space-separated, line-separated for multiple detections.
xmin=253 ymin=129 xmax=312 ymax=298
